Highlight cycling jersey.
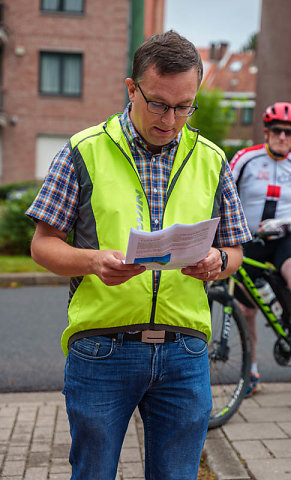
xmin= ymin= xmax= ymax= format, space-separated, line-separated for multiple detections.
xmin=230 ymin=144 xmax=291 ymax=233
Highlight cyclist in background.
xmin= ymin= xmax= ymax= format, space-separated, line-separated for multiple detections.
xmin=230 ymin=102 xmax=291 ymax=395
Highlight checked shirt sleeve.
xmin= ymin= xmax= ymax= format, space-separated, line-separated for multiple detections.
xmin=213 ymin=161 xmax=252 ymax=247
xmin=26 ymin=142 xmax=79 ymax=233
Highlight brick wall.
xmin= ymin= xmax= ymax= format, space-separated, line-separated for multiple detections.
xmin=253 ymin=0 xmax=291 ymax=143
xmin=1 ymin=0 xmax=129 ymax=183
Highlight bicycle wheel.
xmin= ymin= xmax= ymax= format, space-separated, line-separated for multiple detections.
xmin=208 ymin=288 xmax=251 ymax=429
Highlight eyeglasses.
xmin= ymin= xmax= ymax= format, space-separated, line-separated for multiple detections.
xmin=138 ymin=85 xmax=198 ymax=117
xmin=269 ymin=126 xmax=291 ymax=137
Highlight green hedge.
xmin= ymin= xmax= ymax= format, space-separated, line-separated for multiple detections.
xmin=0 ymin=188 xmax=39 ymax=255
xmin=223 ymin=143 xmax=250 ymax=162
xmin=0 ymin=183 xmax=74 ymax=256
xmin=0 ymin=180 xmax=42 ymax=200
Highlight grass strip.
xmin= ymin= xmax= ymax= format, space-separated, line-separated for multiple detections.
xmin=0 ymin=255 xmax=47 ymax=273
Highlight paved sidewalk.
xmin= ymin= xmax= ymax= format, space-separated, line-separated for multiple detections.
xmin=0 ymin=391 xmax=145 ymax=480
xmin=0 ymin=384 xmax=291 ymax=480
xmin=0 ymin=383 xmax=291 ymax=480
xmin=1 ymin=274 xmax=291 ymax=479
xmin=206 ymin=382 xmax=291 ymax=480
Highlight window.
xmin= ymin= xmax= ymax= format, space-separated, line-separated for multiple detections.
xmin=40 ymin=52 xmax=82 ymax=96
xmin=227 ymin=107 xmax=237 ymax=125
xmin=229 ymin=61 xmax=242 ymax=72
xmin=41 ymin=0 xmax=83 ymax=13
xmin=36 ymin=135 xmax=69 ymax=179
xmin=241 ymin=107 xmax=253 ymax=125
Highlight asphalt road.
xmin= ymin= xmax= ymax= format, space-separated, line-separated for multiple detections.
xmin=0 ymin=285 xmax=68 ymax=392
xmin=0 ymin=285 xmax=290 ymax=392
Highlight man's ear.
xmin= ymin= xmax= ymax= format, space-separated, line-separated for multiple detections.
xmin=125 ymin=78 xmax=136 ymax=102
xmin=263 ymin=127 xmax=270 ymax=142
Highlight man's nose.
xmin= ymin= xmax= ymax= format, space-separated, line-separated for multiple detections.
xmin=161 ymin=107 xmax=176 ymax=124
xmin=279 ymin=130 xmax=287 ymax=140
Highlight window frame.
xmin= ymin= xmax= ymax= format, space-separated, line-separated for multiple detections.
xmin=241 ymin=107 xmax=254 ymax=126
xmin=40 ymin=0 xmax=84 ymax=14
xmin=226 ymin=106 xmax=237 ymax=126
xmin=39 ymin=51 xmax=83 ymax=98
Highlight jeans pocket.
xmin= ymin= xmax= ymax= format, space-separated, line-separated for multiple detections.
xmin=181 ymin=336 xmax=208 ymax=356
xmin=70 ymin=336 xmax=116 ymax=360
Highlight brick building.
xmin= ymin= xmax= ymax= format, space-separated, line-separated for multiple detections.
xmin=0 ymin=0 xmax=164 ymax=185
xmin=253 ymin=0 xmax=291 ymax=143
xmin=199 ymin=43 xmax=257 ymax=147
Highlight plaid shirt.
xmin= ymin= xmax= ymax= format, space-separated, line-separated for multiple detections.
xmin=26 ymin=104 xmax=251 ymax=250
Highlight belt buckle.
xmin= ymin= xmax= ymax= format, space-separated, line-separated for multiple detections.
xmin=141 ymin=330 xmax=165 ymax=343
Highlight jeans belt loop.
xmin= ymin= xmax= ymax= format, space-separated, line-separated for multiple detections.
xmin=116 ymin=332 xmax=124 ymax=347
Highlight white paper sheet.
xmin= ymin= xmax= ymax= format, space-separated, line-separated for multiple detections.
xmin=124 ymin=218 xmax=220 ymax=270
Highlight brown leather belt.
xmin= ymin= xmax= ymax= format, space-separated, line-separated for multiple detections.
xmin=68 ymin=329 xmax=207 ymax=349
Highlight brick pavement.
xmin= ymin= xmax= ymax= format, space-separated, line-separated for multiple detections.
xmin=1 ymin=275 xmax=291 ymax=480
xmin=1 ymin=384 xmax=291 ymax=480
xmin=205 ymin=382 xmax=291 ymax=480
xmin=0 ymin=391 xmax=144 ymax=480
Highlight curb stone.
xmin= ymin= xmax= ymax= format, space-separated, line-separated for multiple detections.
xmin=0 ymin=272 xmax=69 ymax=286
xmin=205 ymin=428 xmax=251 ymax=480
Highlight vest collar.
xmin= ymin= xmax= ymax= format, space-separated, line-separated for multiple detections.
xmin=103 ymin=113 xmax=199 ymax=153
xmin=181 ymin=123 xmax=200 ymax=150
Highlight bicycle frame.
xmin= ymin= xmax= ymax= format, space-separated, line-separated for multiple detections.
xmin=230 ymin=256 xmax=290 ymax=346
xmin=208 ymin=249 xmax=291 ymax=428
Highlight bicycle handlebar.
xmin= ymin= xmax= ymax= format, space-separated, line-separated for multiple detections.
xmin=253 ymin=231 xmax=283 ymax=240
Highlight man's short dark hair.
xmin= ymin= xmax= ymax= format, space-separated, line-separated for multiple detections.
xmin=131 ymin=30 xmax=203 ymax=86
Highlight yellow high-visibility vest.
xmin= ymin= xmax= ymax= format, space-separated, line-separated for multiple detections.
xmin=61 ymin=114 xmax=225 ymax=356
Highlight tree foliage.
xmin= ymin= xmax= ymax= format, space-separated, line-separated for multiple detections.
xmin=188 ymin=87 xmax=232 ymax=147
xmin=241 ymin=33 xmax=258 ymax=52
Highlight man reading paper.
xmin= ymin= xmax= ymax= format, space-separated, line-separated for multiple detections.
xmin=26 ymin=30 xmax=251 ymax=480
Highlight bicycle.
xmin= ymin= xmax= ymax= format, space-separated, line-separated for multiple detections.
xmin=208 ymin=230 xmax=291 ymax=429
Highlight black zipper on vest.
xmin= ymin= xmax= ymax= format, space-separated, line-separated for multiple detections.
xmin=149 ymin=272 xmax=161 ymax=326
xmin=151 ymin=134 xmax=198 ymax=327
xmin=103 ymin=124 xmax=198 ymax=329
xmin=151 ymin=135 xmax=197 ymax=327
xmin=103 ymin=126 xmax=161 ymax=323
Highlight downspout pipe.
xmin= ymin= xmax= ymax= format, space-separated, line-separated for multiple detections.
xmin=126 ymin=0 xmax=144 ymax=104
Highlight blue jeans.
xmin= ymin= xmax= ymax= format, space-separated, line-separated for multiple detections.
xmin=63 ymin=333 xmax=212 ymax=480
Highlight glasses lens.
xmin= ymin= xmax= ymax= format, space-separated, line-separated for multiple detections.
xmin=175 ymin=106 xmax=196 ymax=117
xmin=271 ymin=127 xmax=291 ymax=137
xmin=147 ymin=101 xmax=167 ymax=114
xmin=176 ymin=99 xmax=198 ymax=117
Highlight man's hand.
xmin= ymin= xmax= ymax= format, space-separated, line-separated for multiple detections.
xmin=181 ymin=247 xmax=222 ymax=281
xmin=258 ymin=218 xmax=291 ymax=240
xmin=31 ymin=221 xmax=145 ymax=285
xmin=181 ymin=245 xmax=243 ymax=281
xmin=92 ymin=250 xmax=146 ymax=286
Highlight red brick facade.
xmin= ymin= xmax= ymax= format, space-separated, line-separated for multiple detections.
xmin=253 ymin=0 xmax=291 ymax=143
xmin=1 ymin=0 xmax=130 ymax=184
xmin=199 ymin=44 xmax=257 ymax=146
xmin=144 ymin=0 xmax=164 ymax=39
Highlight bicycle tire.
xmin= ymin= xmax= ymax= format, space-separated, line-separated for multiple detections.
xmin=208 ymin=288 xmax=251 ymax=429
